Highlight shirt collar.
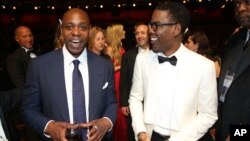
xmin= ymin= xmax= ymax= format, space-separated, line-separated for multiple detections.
xmin=157 ymin=43 xmax=184 ymax=59
xmin=62 ymin=45 xmax=87 ymax=65
xmin=21 ymin=46 xmax=32 ymax=53
xmin=138 ymin=45 xmax=149 ymax=53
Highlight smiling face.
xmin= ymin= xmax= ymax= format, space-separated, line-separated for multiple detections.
xmin=149 ymin=10 xmax=179 ymax=55
xmin=134 ymin=24 xmax=149 ymax=49
xmin=61 ymin=8 xmax=90 ymax=58
xmin=15 ymin=26 xmax=34 ymax=49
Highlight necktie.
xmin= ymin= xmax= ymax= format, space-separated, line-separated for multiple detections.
xmin=243 ymin=37 xmax=249 ymax=51
xmin=72 ymin=60 xmax=87 ymax=140
xmin=158 ymin=55 xmax=177 ymax=66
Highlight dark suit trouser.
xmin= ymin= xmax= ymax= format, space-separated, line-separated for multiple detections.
xmin=215 ymin=101 xmax=224 ymax=141
xmin=151 ymin=131 xmax=170 ymax=141
xmin=127 ymin=114 xmax=136 ymax=141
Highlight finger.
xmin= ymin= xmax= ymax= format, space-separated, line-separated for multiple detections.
xmin=66 ymin=123 xmax=79 ymax=129
xmin=79 ymin=122 xmax=93 ymax=128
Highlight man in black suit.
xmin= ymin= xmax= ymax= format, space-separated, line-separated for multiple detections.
xmin=216 ymin=0 xmax=250 ymax=140
xmin=7 ymin=25 xmax=37 ymax=88
xmin=6 ymin=25 xmax=39 ymax=141
xmin=120 ymin=23 xmax=150 ymax=141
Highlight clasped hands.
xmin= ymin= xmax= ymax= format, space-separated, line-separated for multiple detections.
xmin=45 ymin=118 xmax=111 ymax=141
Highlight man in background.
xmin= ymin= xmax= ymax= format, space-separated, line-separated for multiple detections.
xmin=120 ymin=22 xmax=150 ymax=141
xmin=216 ymin=0 xmax=250 ymax=140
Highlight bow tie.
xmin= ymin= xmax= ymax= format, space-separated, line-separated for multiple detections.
xmin=158 ymin=55 xmax=177 ymax=66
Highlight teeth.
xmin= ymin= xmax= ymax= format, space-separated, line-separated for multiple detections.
xmin=150 ymin=37 xmax=157 ymax=41
xmin=72 ymin=40 xmax=80 ymax=43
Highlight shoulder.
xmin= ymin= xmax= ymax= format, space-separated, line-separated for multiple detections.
xmin=32 ymin=50 xmax=61 ymax=64
xmin=123 ymin=48 xmax=137 ymax=58
xmin=7 ymin=48 xmax=24 ymax=59
xmin=87 ymin=51 xmax=112 ymax=67
xmin=181 ymin=46 xmax=214 ymax=68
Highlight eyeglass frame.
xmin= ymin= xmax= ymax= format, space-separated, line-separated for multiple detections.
xmin=148 ymin=22 xmax=177 ymax=32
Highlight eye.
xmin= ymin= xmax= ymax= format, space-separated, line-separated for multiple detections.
xmin=64 ymin=25 xmax=73 ymax=30
xmin=79 ymin=25 xmax=89 ymax=31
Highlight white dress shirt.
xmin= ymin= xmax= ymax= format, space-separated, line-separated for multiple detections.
xmin=63 ymin=46 xmax=89 ymax=124
xmin=0 ymin=119 xmax=7 ymax=141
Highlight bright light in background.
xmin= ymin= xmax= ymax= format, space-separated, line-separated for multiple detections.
xmin=133 ymin=3 xmax=136 ymax=7
xmin=100 ymin=5 xmax=103 ymax=8
xmin=13 ymin=6 xmax=16 ymax=10
xmin=68 ymin=6 xmax=71 ymax=9
xmin=148 ymin=3 xmax=152 ymax=6
xmin=2 ymin=5 xmax=5 ymax=9
xmin=34 ymin=6 xmax=38 ymax=10
xmin=51 ymin=6 xmax=55 ymax=10
xmin=85 ymin=5 xmax=89 ymax=9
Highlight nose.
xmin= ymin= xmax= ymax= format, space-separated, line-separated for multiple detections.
xmin=27 ymin=35 xmax=33 ymax=41
xmin=148 ymin=25 xmax=155 ymax=34
xmin=72 ymin=27 xmax=80 ymax=36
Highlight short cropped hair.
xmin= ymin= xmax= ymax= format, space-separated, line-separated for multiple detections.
xmin=155 ymin=1 xmax=190 ymax=34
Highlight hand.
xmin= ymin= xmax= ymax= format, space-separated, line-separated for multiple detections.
xmin=225 ymin=135 xmax=230 ymax=141
xmin=121 ymin=106 xmax=129 ymax=116
xmin=79 ymin=118 xmax=111 ymax=141
xmin=138 ymin=132 xmax=150 ymax=141
xmin=45 ymin=121 xmax=79 ymax=141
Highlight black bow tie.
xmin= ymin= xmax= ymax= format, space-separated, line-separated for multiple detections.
xmin=158 ymin=55 xmax=177 ymax=66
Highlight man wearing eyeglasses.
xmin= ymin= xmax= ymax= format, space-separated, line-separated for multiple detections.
xmin=129 ymin=2 xmax=217 ymax=141
xmin=216 ymin=0 xmax=250 ymax=141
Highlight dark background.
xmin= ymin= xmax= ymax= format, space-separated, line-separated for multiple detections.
xmin=0 ymin=0 xmax=238 ymax=57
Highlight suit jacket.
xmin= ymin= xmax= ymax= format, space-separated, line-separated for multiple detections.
xmin=216 ymin=28 xmax=250 ymax=141
xmin=7 ymin=47 xmax=31 ymax=88
xmin=21 ymin=49 xmax=117 ymax=140
xmin=129 ymin=45 xmax=218 ymax=141
xmin=120 ymin=47 xmax=138 ymax=107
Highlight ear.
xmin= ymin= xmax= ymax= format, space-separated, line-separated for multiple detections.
xmin=15 ymin=36 xmax=19 ymax=42
xmin=172 ymin=23 xmax=181 ymax=36
xmin=195 ymin=42 xmax=199 ymax=48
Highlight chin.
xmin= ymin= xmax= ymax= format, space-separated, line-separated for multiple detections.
xmin=152 ymin=49 xmax=160 ymax=53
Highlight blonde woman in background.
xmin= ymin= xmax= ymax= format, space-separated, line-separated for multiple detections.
xmin=105 ymin=24 xmax=127 ymax=141
xmin=88 ymin=26 xmax=110 ymax=59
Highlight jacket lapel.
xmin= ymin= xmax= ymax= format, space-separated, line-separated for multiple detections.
xmin=49 ymin=50 xmax=69 ymax=121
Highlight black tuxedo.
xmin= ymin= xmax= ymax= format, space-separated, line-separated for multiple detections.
xmin=6 ymin=47 xmax=40 ymax=140
xmin=216 ymin=28 xmax=250 ymax=141
xmin=120 ymin=47 xmax=138 ymax=107
xmin=6 ymin=47 xmax=32 ymax=88
xmin=120 ymin=47 xmax=139 ymax=141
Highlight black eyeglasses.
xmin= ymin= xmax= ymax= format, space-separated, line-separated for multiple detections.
xmin=148 ymin=22 xmax=177 ymax=32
